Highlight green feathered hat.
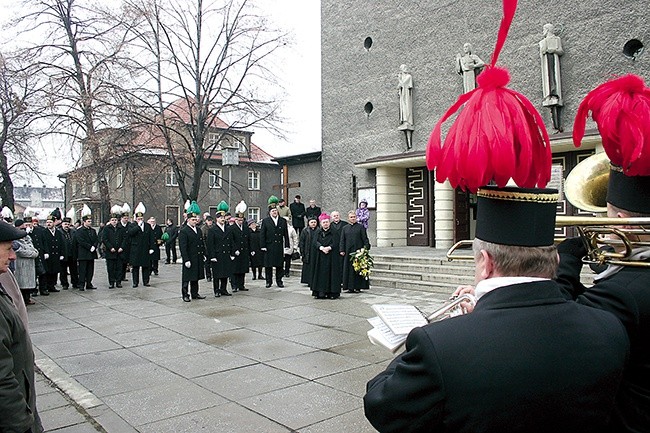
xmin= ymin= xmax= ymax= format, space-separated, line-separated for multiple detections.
xmin=215 ymin=200 xmax=229 ymax=217
xmin=267 ymin=195 xmax=279 ymax=209
xmin=186 ymin=200 xmax=201 ymax=218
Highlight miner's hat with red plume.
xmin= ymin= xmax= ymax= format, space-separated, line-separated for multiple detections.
xmin=426 ymin=0 xmax=557 ymax=246
xmin=573 ymin=74 xmax=650 ymax=214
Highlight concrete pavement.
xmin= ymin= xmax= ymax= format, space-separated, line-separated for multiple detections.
xmin=28 ymin=257 xmax=453 ymax=432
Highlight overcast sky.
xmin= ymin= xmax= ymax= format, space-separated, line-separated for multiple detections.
xmin=0 ymin=0 xmax=321 ymax=186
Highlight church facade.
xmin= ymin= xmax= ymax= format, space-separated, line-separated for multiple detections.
xmin=321 ymin=0 xmax=649 ymax=247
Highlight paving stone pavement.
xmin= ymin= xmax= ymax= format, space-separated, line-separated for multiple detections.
xmin=27 ymin=255 xmax=455 ymax=433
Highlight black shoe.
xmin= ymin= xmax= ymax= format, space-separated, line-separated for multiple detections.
xmin=232 ymin=288 xmax=239 ymax=292
xmin=252 ymin=276 xmax=257 ymax=280
xmin=207 ymin=277 xmax=212 ymax=282
xmin=154 ymin=272 xmax=158 ymax=276
xmin=192 ymin=294 xmax=206 ymax=300
xmin=220 ymin=292 xmax=232 ymax=296
xmin=49 ymin=288 xmax=60 ymax=293
xmin=239 ymin=287 xmax=249 ymax=291
xmin=133 ymin=284 xmax=138 ymax=288
xmin=165 ymin=261 xmax=170 ymax=264
xmin=277 ymin=283 xmax=284 ymax=288
xmin=346 ymin=289 xmax=355 ymax=293
xmin=86 ymin=286 xmax=97 ymax=290
xmin=109 ymin=284 xmax=115 ymax=289
xmin=183 ymin=295 xmax=191 ymax=302
xmin=62 ymin=286 xmax=69 ymax=290
xmin=78 ymin=288 xmax=85 ymax=292
xmin=39 ymin=291 xmax=50 ymax=296
xmin=143 ymin=283 xmax=151 ymax=287
xmin=116 ymin=283 xmax=122 ymax=288
xmin=265 ymin=283 xmax=272 ymax=288
xmin=354 ymin=289 xmax=361 ymax=293
xmin=214 ymin=292 xmax=221 ymax=298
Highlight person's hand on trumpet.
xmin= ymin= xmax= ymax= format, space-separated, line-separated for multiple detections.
xmin=452 ymin=285 xmax=476 ymax=314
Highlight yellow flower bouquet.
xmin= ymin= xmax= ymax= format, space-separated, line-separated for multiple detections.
xmin=351 ymin=248 xmax=374 ymax=280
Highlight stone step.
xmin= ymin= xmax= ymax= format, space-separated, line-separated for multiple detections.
xmin=373 ymin=261 xmax=474 ymax=275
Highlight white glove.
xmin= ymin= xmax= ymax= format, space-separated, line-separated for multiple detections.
xmin=234 ymin=250 xmax=240 ymax=256
xmin=59 ymin=256 xmax=64 ymax=261
xmin=184 ymin=261 xmax=191 ymax=268
xmin=261 ymin=247 xmax=267 ymax=251
xmin=283 ymin=247 xmax=292 ymax=255
xmin=230 ymin=256 xmax=235 ymax=261
xmin=211 ymin=258 xmax=217 ymax=262
xmin=90 ymin=246 xmax=96 ymax=252
xmin=43 ymin=253 xmax=49 ymax=260
xmin=250 ymin=251 xmax=255 ymax=256
xmin=149 ymin=249 xmax=154 ymax=254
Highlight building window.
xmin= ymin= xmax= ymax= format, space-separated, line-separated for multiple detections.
xmin=91 ymin=178 xmax=98 ymax=193
xmin=248 ymin=171 xmax=260 ymax=190
xmin=208 ymin=168 xmax=222 ymax=189
xmin=81 ymin=182 xmax=86 ymax=195
xmin=71 ymin=182 xmax=77 ymax=196
xmin=116 ymin=167 xmax=124 ymax=189
xmin=248 ymin=207 xmax=260 ymax=222
xmin=165 ymin=168 xmax=178 ymax=187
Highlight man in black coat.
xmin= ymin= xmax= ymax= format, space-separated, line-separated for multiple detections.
xmin=127 ymin=212 xmax=155 ymax=288
xmin=74 ymin=214 xmax=98 ymax=291
xmin=30 ymin=215 xmax=48 ymax=295
xmin=289 ymin=195 xmax=306 ymax=235
xmin=164 ymin=218 xmax=178 ymax=264
xmin=40 ymin=214 xmax=64 ymax=293
xmin=555 ymin=75 xmax=650 ymax=433
xmin=340 ymin=211 xmax=371 ymax=293
xmin=206 ymin=212 xmax=232 ymax=297
xmin=178 ymin=209 xmax=206 ymax=302
xmin=148 ymin=217 xmax=163 ymax=275
xmin=304 ymin=199 xmax=321 ymax=222
xmin=102 ymin=212 xmax=124 ymax=288
xmin=58 ymin=217 xmax=79 ymax=289
xmin=118 ymin=212 xmax=131 ymax=282
xmin=260 ymin=204 xmax=290 ymax=288
xmin=364 ymin=186 xmax=630 ymax=433
xmin=228 ymin=210 xmax=251 ymax=292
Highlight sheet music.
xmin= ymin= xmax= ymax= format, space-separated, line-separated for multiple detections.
xmin=367 ymin=317 xmax=407 ymax=353
xmin=372 ymin=304 xmax=428 ymax=335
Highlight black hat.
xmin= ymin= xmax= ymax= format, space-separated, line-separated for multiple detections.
xmin=51 ymin=207 xmax=62 ymax=220
xmin=62 ymin=217 xmax=72 ymax=223
xmin=23 ymin=216 xmax=32 ymax=223
xmin=0 ymin=220 xmax=27 ymax=242
xmin=607 ymin=167 xmax=650 ymax=213
xmin=476 ymin=186 xmax=559 ymax=247
xmin=46 ymin=214 xmax=56 ymax=222
xmin=14 ymin=219 xmax=24 ymax=227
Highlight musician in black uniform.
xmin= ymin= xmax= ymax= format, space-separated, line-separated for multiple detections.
xmin=260 ymin=196 xmax=289 ymax=288
xmin=74 ymin=212 xmax=98 ymax=291
xmin=364 ymin=186 xmax=630 ymax=433
xmin=102 ymin=208 xmax=125 ymax=288
xmin=178 ymin=202 xmax=206 ymax=302
xmin=58 ymin=216 xmax=79 ymax=289
xmin=556 ymin=74 xmax=650 ymax=432
xmin=40 ymin=213 xmax=64 ymax=293
xmin=206 ymin=208 xmax=232 ymax=297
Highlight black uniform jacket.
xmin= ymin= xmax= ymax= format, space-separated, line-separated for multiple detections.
xmin=40 ymin=228 xmax=64 ymax=273
xmin=206 ymin=224 xmax=232 ymax=279
xmin=178 ymin=224 xmax=205 ymax=282
xmin=228 ymin=223 xmax=250 ymax=274
xmin=259 ymin=216 xmax=289 ymax=267
xmin=289 ymin=202 xmax=306 ymax=228
xmin=102 ymin=224 xmax=124 ymax=260
xmin=364 ymin=280 xmax=630 ymax=433
xmin=74 ymin=226 xmax=98 ymax=261
xmin=557 ymin=239 xmax=650 ymax=432
xmin=128 ymin=222 xmax=155 ymax=267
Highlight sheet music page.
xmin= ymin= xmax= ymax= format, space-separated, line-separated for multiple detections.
xmin=367 ymin=317 xmax=407 ymax=352
xmin=372 ymin=304 xmax=428 ymax=335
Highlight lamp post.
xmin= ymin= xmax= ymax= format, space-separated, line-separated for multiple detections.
xmin=221 ymin=142 xmax=240 ymax=210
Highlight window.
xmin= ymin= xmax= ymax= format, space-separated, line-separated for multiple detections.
xmin=248 ymin=171 xmax=260 ymax=190
xmin=91 ymin=178 xmax=98 ymax=193
xmin=71 ymin=182 xmax=77 ymax=196
xmin=208 ymin=168 xmax=222 ymax=189
xmin=248 ymin=207 xmax=260 ymax=222
xmin=207 ymin=132 xmax=221 ymax=150
xmin=116 ymin=167 xmax=124 ymax=189
xmin=165 ymin=168 xmax=178 ymax=187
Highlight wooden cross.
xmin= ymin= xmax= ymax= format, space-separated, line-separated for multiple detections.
xmin=272 ymin=165 xmax=301 ymax=200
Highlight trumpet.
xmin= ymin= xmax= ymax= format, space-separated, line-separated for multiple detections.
xmin=446 ymin=152 xmax=650 ymax=267
xmin=426 ymin=293 xmax=476 ymax=322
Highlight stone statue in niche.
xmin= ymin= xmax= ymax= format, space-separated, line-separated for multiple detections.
xmin=539 ymin=23 xmax=564 ymax=131
xmin=398 ymin=64 xmax=414 ymax=149
xmin=456 ymin=43 xmax=485 ymax=93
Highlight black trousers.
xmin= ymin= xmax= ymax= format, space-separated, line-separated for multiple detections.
xmin=151 ymin=260 xmax=159 ymax=274
xmin=131 ymin=266 xmax=150 ymax=286
xmin=44 ymin=272 xmax=58 ymax=291
xmin=59 ymin=257 xmax=79 ymax=288
xmin=213 ymin=277 xmax=228 ymax=294
xmin=231 ymin=273 xmax=245 ymax=291
xmin=284 ymin=254 xmax=293 ymax=276
xmin=165 ymin=242 xmax=177 ymax=263
xmin=78 ymin=260 xmax=95 ymax=288
xmin=182 ymin=280 xmax=199 ymax=298
xmin=265 ymin=266 xmax=284 ymax=285
xmin=106 ymin=258 xmax=122 ymax=285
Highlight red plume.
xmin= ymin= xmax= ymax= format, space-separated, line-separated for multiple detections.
xmin=426 ymin=0 xmax=552 ymax=193
xmin=573 ymin=74 xmax=650 ymax=176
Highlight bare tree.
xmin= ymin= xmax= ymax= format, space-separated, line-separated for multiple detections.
xmin=0 ymin=53 xmax=42 ymax=211
xmin=15 ymin=0 xmax=140 ymax=219
xmin=124 ymin=0 xmax=286 ymax=202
